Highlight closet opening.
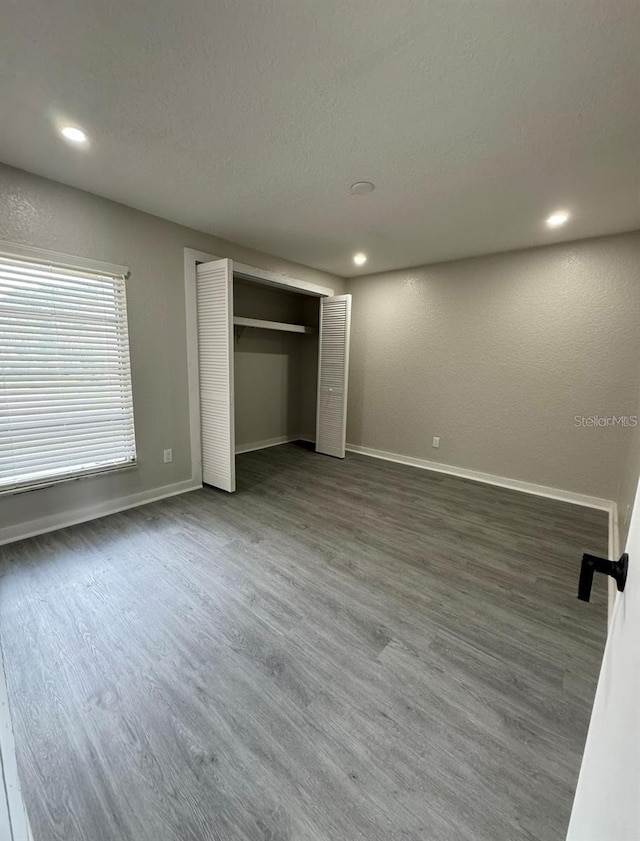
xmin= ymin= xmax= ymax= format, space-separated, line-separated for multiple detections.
xmin=191 ymin=254 xmax=351 ymax=493
xmin=233 ymin=278 xmax=320 ymax=475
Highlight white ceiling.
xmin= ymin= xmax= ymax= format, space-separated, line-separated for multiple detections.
xmin=1 ymin=0 xmax=639 ymax=277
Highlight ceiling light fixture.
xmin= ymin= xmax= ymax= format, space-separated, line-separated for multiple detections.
xmin=546 ymin=210 xmax=570 ymax=228
xmin=61 ymin=126 xmax=88 ymax=144
xmin=353 ymin=252 xmax=367 ymax=266
xmin=350 ymin=181 xmax=375 ymax=195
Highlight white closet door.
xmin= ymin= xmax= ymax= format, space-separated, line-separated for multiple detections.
xmin=316 ymin=294 xmax=352 ymax=458
xmin=196 ymin=259 xmax=235 ymax=492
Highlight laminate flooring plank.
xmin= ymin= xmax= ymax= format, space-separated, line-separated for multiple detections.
xmin=0 ymin=443 xmax=607 ymax=840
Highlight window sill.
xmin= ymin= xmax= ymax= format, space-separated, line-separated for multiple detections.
xmin=0 ymin=462 xmax=138 ymax=498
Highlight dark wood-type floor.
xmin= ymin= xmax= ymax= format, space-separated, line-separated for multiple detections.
xmin=0 ymin=444 xmax=608 ymax=841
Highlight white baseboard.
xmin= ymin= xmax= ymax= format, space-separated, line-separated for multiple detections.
xmin=346 ymin=443 xmax=615 ymax=513
xmin=235 ymin=435 xmax=314 ymax=455
xmin=0 ymin=479 xmax=202 ymax=547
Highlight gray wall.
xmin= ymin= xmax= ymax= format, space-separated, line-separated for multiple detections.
xmin=346 ymin=232 xmax=640 ymax=500
xmin=0 ymin=164 xmax=342 ymax=535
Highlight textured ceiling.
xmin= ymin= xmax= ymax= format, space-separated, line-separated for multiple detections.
xmin=1 ymin=0 xmax=639 ymax=277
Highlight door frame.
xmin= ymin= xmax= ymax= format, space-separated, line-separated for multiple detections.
xmin=184 ymin=248 xmax=335 ymax=485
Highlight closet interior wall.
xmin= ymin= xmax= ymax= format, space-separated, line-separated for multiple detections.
xmin=233 ymin=279 xmax=319 ymax=451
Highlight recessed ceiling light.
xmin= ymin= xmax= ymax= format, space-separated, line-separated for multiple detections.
xmin=61 ymin=126 xmax=88 ymax=144
xmin=350 ymin=181 xmax=375 ymax=195
xmin=546 ymin=210 xmax=570 ymax=228
xmin=353 ymin=252 xmax=367 ymax=266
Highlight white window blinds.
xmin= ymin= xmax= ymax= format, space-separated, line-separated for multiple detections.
xmin=0 ymin=253 xmax=137 ymax=494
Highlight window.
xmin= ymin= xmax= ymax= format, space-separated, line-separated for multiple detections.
xmin=0 ymin=249 xmax=137 ymax=494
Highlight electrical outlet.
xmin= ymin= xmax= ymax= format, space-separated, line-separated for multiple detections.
xmin=432 ymin=436 xmax=440 ymax=448
xmin=163 ymin=448 xmax=173 ymax=463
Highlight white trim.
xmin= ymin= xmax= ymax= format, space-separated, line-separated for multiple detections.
xmin=0 ymin=239 xmax=128 ymax=278
xmin=607 ymin=505 xmax=620 ymax=628
xmin=0 ymin=479 xmax=202 ymax=547
xmin=235 ymin=435 xmax=313 ymax=455
xmin=0 ymin=462 xmax=137 ymax=499
xmin=345 ymin=444 xmax=615 ymax=512
xmin=0 ymin=645 xmax=31 ymax=841
xmin=233 ymin=261 xmax=334 ymax=297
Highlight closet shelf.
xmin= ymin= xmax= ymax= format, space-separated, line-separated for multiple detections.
xmin=233 ymin=316 xmax=316 ymax=334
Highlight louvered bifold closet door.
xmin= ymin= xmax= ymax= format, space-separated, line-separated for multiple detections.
xmin=316 ymin=294 xmax=352 ymax=458
xmin=196 ymin=259 xmax=235 ymax=492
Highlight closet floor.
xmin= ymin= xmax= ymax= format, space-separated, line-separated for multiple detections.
xmin=0 ymin=443 xmax=608 ymax=841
